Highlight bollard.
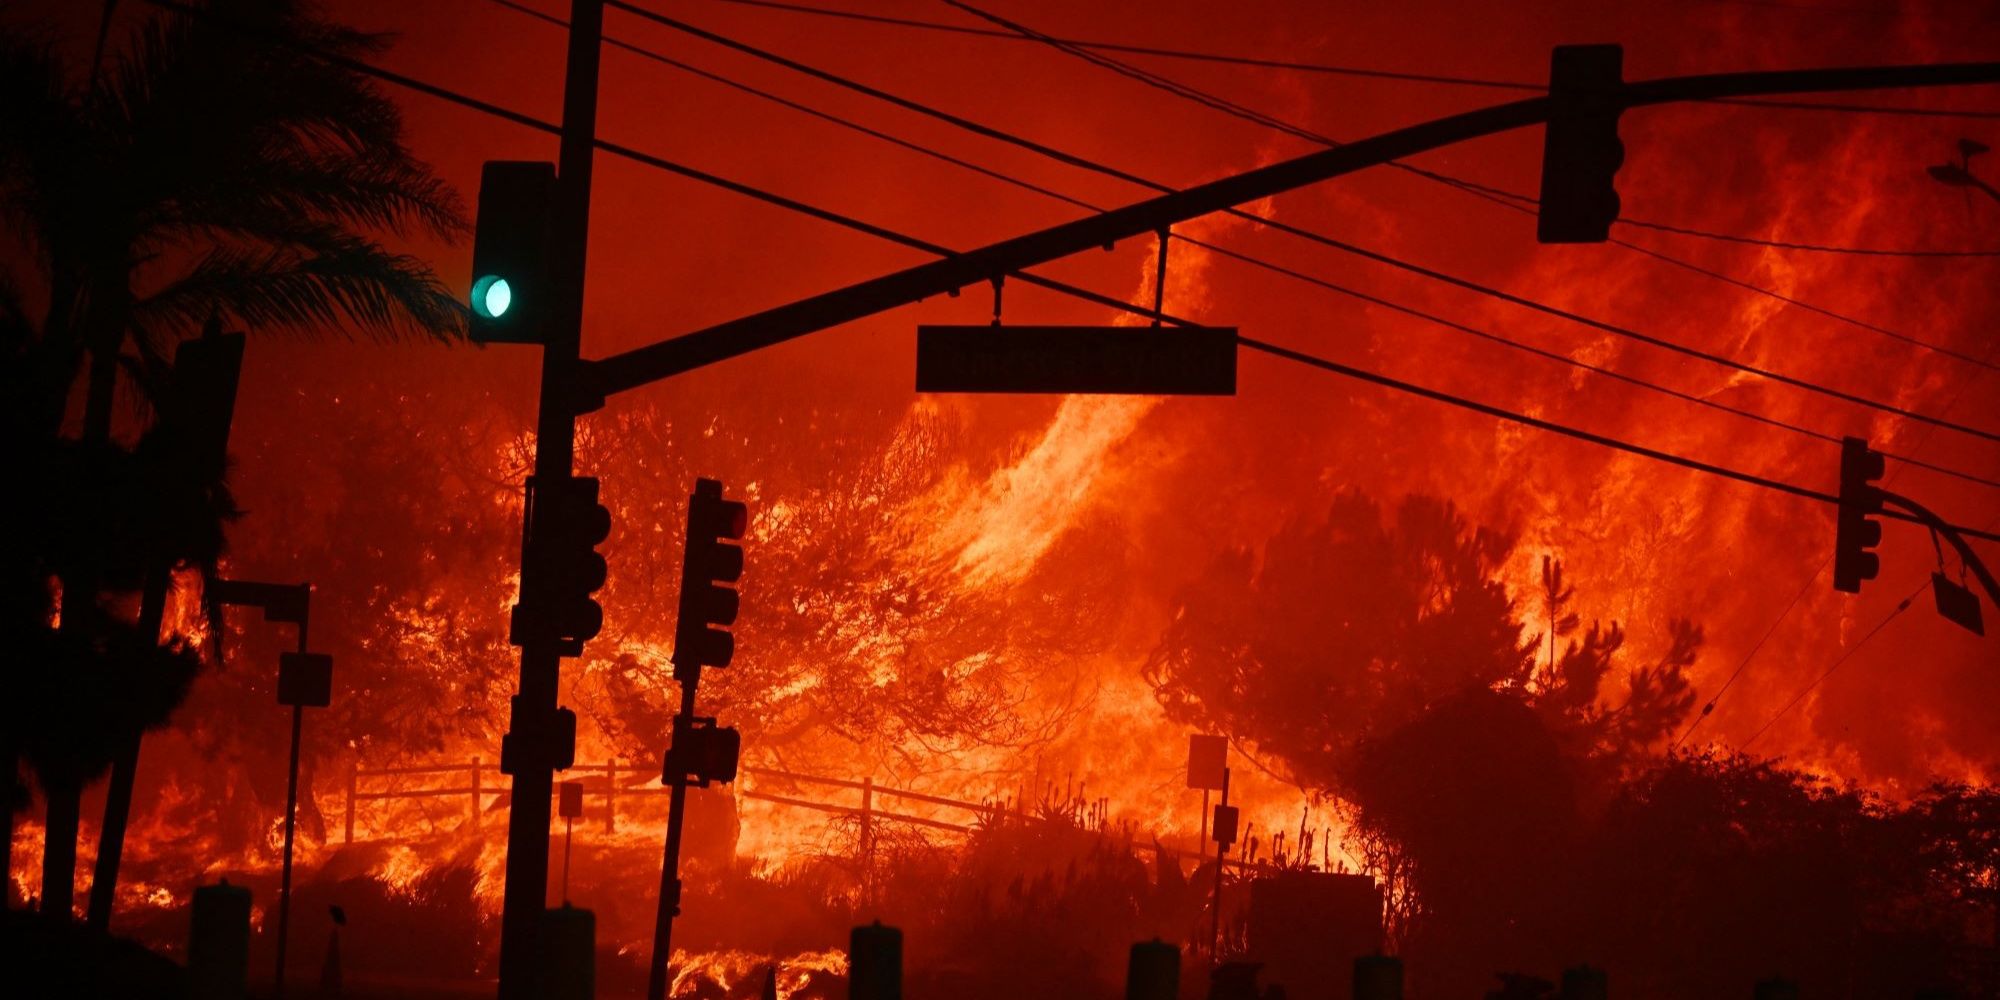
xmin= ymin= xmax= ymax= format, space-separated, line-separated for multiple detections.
xmin=849 ymin=920 xmax=902 ymax=1000
xmin=189 ymin=880 xmax=252 ymax=1000
xmin=531 ymin=905 xmax=595 ymax=1000
xmin=1561 ymin=964 xmax=1608 ymax=1000
xmin=1354 ymin=953 xmax=1402 ymax=1000
xmin=1126 ymin=938 xmax=1179 ymax=1000
xmin=1753 ymin=978 xmax=1798 ymax=1000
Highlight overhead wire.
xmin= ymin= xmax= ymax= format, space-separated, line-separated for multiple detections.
xmin=135 ymin=0 xmax=1186 ymax=335
xmin=691 ymin=0 xmax=2000 ymax=119
xmin=933 ymin=0 xmax=2000 ymax=261
xmin=1672 ymin=339 xmax=1995 ymax=749
xmin=551 ymin=11 xmax=2000 ymax=486
xmin=925 ymin=0 xmax=2000 ymax=438
xmin=496 ymin=0 xmax=2000 ymax=488
xmin=144 ymin=0 xmax=2000 ymax=542
xmin=1736 ymin=576 xmax=1928 ymax=752
xmin=610 ymin=0 xmax=2000 ymax=448
xmin=1233 ymin=336 xmax=2000 ymax=543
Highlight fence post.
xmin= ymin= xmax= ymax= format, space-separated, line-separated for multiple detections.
xmin=344 ymin=758 xmax=358 ymax=844
xmin=860 ymin=776 xmax=875 ymax=902
xmin=604 ymin=759 xmax=617 ymax=834
xmin=470 ymin=757 xmax=482 ymax=829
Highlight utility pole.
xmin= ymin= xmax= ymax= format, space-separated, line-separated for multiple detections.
xmin=494 ymin=2 xmax=601 ymax=997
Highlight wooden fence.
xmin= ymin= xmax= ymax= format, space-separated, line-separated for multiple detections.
xmin=340 ymin=758 xmax=1276 ymax=874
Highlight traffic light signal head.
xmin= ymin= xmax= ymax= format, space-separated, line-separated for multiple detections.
xmin=1833 ymin=436 xmax=1887 ymax=593
xmin=664 ymin=716 xmax=740 ymax=787
xmin=674 ymin=478 xmax=748 ymax=677
xmin=1537 ymin=45 xmax=1625 ymax=244
xmin=512 ymin=475 xmax=612 ymax=655
xmin=469 ymin=161 xmax=556 ymax=343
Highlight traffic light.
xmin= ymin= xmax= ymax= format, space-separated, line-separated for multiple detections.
xmin=1833 ymin=436 xmax=1886 ymax=593
xmin=512 ymin=476 xmax=611 ymax=656
xmin=1537 ymin=45 xmax=1625 ymax=244
xmin=501 ymin=701 xmax=577 ymax=776
xmin=158 ymin=322 xmax=246 ymax=482
xmin=663 ymin=716 xmax=740 ymax=787
xmin=469 ymin=161 xmax=556 ymax=343
xmin=673 ymin=478 xmax=747 ymax=681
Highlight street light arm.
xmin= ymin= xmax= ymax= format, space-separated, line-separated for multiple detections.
xmin=584 ymin=60 xmax=2000 ymax=399
xmin=1879 ymin=488 xmax=2000 ymax=611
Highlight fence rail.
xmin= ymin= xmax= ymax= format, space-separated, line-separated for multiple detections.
xmin=339 ymin=757 xmax=1280 ymax=874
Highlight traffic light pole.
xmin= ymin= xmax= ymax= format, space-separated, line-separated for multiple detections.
xmin=646 ymin=674 xmax=699 ymax=1000
xmin=274 ymin=607 xmax=310 ymax=1000
xmin=495 ymin=2 xmax=600 ymax=998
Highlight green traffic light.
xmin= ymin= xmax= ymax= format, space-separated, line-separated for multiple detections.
xmin=472 ymin=275 xmax=512 ymax=319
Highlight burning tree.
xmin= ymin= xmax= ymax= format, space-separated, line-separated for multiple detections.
xmin=572 ymin=399 xmax=1118 ymax=779
xmin=1142 ymin=488 xmax=1702 ymax=960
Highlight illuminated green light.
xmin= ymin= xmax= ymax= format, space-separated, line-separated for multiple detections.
xmin=472 ymin=275 xmax=512 ymax=319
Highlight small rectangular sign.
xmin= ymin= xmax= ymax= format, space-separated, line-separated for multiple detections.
xmin=916 ymin=325 xmax=1237 ymax=395
xmin=558 ymin=780 xmax=585 ymax=819
xmin=1212 ymin=804 xmax=1240 ymax=846
xmin=1934 ymin=572 xmax=1985 ymax=636
xmin=1187 ymin=734 xmax=1227 ymax=790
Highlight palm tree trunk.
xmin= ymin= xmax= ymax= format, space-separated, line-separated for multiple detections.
xmin=81 ymin=347 xmax=117 ymax=444
xmin=85 ymin=566 xmax=167 ymax=931
xmin=40 ymin=772 xmax=82 ymax=921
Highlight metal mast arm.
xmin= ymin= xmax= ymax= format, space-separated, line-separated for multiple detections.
xmin=585 ymin=61 xmax=2000 ymax=399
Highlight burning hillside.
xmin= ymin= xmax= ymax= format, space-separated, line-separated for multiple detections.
xmin=5 ymin=0 xmax=1999 ymax=997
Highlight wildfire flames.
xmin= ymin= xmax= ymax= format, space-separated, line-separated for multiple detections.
xmin=7 ymin=0 xmax=2000 ymax=997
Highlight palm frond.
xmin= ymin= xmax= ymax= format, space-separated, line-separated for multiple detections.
xmin=135 ymin=228 xmax=468 ymax=343
xmin=156 ymin=146 xmax=467 ymax=244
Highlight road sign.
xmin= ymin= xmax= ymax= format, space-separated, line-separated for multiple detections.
xmin=1212 ymin=804 xmax=1240 ymax=847
xmin=1187 ymin=734 xmax=1227 ymax=790
xmin=916 ymin=325 xmax=1236 ymax=395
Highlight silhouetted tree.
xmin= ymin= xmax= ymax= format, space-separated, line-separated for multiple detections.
xmin=1 ymin=0 xmax=465 ymax=917
xmin=1143 ymin=491 xmax=1535 ymax=794
xmin=1142 ymin=488 xmax=1703 ymax=974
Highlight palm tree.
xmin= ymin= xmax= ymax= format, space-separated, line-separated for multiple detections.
xmin=2 ymin=0 xmax=468 ymax=920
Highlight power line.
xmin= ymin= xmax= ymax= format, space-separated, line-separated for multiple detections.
xmin=1179 ymin=236 xmax=2000 ymax=490
xmin=1238 ymin=336 xmax=2000 ymax=542
xmin=689 ymin=0 xmax=2000 ymax=120
xmin=489 ymin=0 xmax=1100 ymax=211
xmin=1669 ymin=558 xmax=1826 ymax=751
xmin=527 ymin=0 xmax=2000 ymax=489
xmin=1409 ymin=180 xmax=2000 ymax=372
xmin=136 ymin=0 xmax=1182 ymax=331
xmin=1737 ymin=576 xmax=1927 ymax=752
xmin=1610 ymin=237 xmax=2000 ymax=372
xmin=935 ymin=0 xmax=2000 ymax=259
xmin=1669 ymin=352 xmax=1994 ymax=749
xmin=153 ymin=0 xmax=2000 ymax=528
xmin=620 ymin=0 xmax=2000 ymax=444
